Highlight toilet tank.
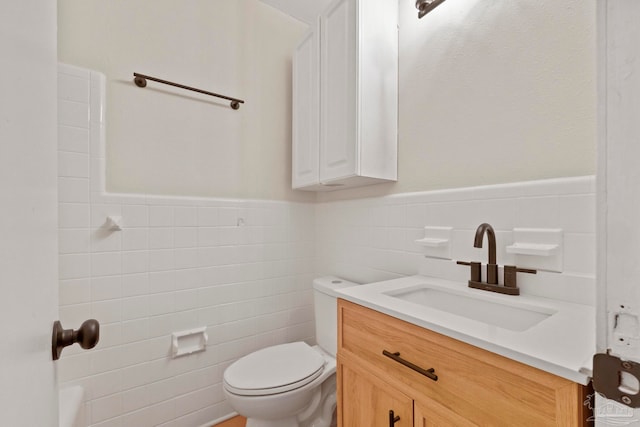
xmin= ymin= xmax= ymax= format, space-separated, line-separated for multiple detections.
xmin=313 ymin=276 xmax=360 ymax=357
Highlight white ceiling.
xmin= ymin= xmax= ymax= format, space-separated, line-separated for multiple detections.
xmin=259 ymin=0 xmax=334 ymax=25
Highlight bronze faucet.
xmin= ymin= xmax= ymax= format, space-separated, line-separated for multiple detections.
xmin=474 ymin=223 xmax=498 ymax=285
xmin=457 ymin=222 xmax=536 ymax=295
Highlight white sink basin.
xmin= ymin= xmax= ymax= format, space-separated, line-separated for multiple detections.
xmin=384 ymin=286 xmax=557 ymax=331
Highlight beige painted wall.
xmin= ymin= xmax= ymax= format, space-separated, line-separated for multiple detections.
xmin=58 ymin=0 xmax=314 ymax=202
xmin=319 ymin=0 xmax=597 ymax=201
xmin=59 ymin=0 xmax=596 ymax=203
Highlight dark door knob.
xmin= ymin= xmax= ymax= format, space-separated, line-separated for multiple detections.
xmin=52 ymin=319 xmax=100 ymax=360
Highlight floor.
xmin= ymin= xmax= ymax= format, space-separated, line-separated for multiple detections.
xmin=214 ymin=415 xmax=246 ymax=427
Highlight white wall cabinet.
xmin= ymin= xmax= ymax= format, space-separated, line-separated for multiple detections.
xmin=292 ymin=23 xmax=321 ymax=189
xmin=292 ymin=0 xmax=398 ymax=191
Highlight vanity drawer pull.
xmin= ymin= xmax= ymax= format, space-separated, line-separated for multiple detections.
xmin=383 ymin=350 xmax=438 ymax=381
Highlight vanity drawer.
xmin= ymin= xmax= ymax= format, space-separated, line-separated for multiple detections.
xmin=338 ymin=299 xmax=589 ymax=426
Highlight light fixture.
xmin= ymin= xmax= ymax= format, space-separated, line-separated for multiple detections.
xmin=415 ymin=0 xmax=447 ymax=18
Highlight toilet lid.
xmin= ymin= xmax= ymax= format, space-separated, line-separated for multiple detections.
xmin=224 ymin=342 xmax=325 ymax=396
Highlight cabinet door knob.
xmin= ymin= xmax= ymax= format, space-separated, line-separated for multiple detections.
xmin=52 ymin=319 xmax=100 ymax=360
xmin=389 ymin=410 xmax=400 ymax=427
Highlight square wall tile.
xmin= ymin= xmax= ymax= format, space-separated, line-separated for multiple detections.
xmin=122 ymin=295 xmax=149 ymax=321
xmin=92 ymin=299 xmax=122 ymax=324
xmin=92 ymin=276 xmax=123 ymax=301
xmin=58 ymin=100 xmax=89 ymax=129
xmin=59 ymin=203 xmax=90 ymax=228
xmin=218 ymin=208 xmax=239 ymax=226
xmin=60 ymin=278 xmax=91 ymax=306
xmin=122 ymin=273 xmax=149 ymax=297
xmin=149 ymin=271 xmax=176 ymax=293
xmin=59 ymin=177 xmax=90 ymax=203
xmin=91 ymin=392 xmax=123 ymax=424
xmin=59 ymin=229 xmax=91 ymax=254
xmin=174 ymin=207 xmax=197 ymax=226
xmin=198 ymin=208 xmax=218 ymax=227
xmin=122 ymin=251 xmax=149 ymax=275
xmin=122 ymin=228 xmax=149 ymax=251
xmin=122 ymin=205 xmax=149 ymax=227
xmin=150 ymin=206 xmax=174 ymax=227
xmin=91 ymin=229 xmax=122 ymax=253
xmin=58 ymin=125 xmax=90 ymax=154
xmin=91 ymin=252 xmax=122 ymax=277
xmin=149 ymin=228 xmax=174 ymax=249
xmin=59 ymin=254 xmax=90 ymax=280
xmin=148 ymin=250 xmax=175 ymax=272
xmin=90 ymin=369 xmax=123 ymax=400
xmin=174 ymin=227 xmax=197 ymax=249
xmin=59 ymin=151 xmax=90 ymax=178
xmin=59 ymin=303 xmax=92 ymax=327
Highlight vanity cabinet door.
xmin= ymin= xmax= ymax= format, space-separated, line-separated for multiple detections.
xmin=414 ymin=398 xmax=477 ymax=427
xmin=338 ymin=355 xmax=413 ymax=427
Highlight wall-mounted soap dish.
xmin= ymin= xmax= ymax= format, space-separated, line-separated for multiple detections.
xmin=415 ymin=226 xmax=453 ymax=259
xmin=506 ymin=242 xmax=559 ymax=257
xmin=415 ymin=237 xmax=449 ymax=247
xmin=506 ymin=228 xmax=563 ymax=272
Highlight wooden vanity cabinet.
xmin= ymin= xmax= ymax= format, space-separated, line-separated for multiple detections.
xmin=337 ymin=299 xmax=591 ymax=427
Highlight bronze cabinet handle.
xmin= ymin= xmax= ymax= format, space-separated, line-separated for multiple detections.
xmin=383 ymin=350 xmax=438 ymax=381
xmin=389 ymin=410 xmax=400 ymax=426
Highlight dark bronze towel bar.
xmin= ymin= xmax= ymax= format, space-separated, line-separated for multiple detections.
xmin=133 ymin=72 xmax=244 ymax=110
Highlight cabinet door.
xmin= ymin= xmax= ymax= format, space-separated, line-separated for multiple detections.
xmin=339 ymin=358 xmax=413 ymax=427
xmin=292 ymin=26 xmax=320 ymax=188
xmin=414 ymin=398 xmax=477 ymax=427
xmin=320 ymin=0 xmax=358 ymax=183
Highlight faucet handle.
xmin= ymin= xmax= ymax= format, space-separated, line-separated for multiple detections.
xmin=503 ymin=265 xmax=537 ymax=289
xmin=456 ymin=261 xmax=481 ymax=282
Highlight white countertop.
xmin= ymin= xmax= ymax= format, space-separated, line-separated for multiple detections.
xmin=336 ymin=275 xmax=595 ymax=385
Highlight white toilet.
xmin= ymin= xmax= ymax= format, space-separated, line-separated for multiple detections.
xmin=223 ymin=276 xmax=359 ymax=427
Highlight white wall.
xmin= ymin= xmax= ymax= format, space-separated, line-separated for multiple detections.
xmin=316 ymin=176 xmax=596 ymax=305
xmin=57 ymin=64 xmax=316 ymax=426
xmin=319 ymin=0 xmax=597 ymax=201
xmin=58 ymin=0 xmax=313 ymax=203
xmin=59 ymin=0 xmax=597 ymax=203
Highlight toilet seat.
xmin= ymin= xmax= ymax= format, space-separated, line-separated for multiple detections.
xmin=224 ymin=342 xmax=325 ymax=397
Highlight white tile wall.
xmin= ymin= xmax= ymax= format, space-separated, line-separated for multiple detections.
xmin=59 ymin=63 xmax=597 ymax=427
xmin=316 ymin=176 xmax=596 ymax=306
xmin=57 ymin=64 xmax=316 ymax=427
